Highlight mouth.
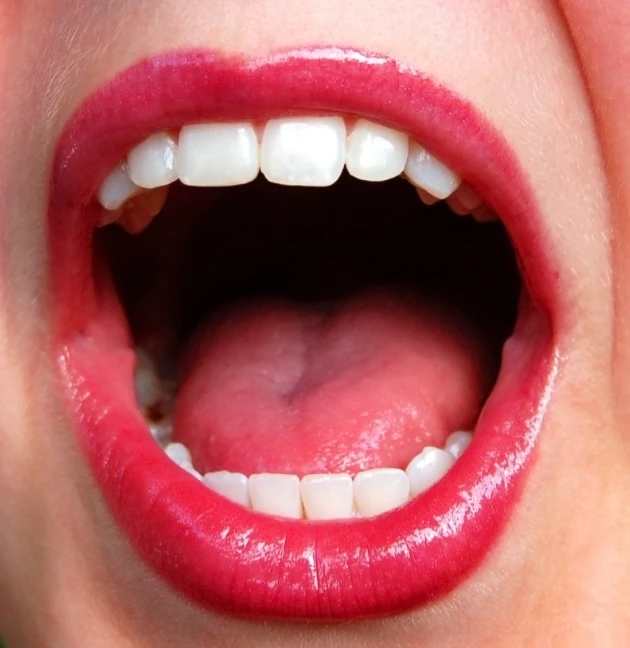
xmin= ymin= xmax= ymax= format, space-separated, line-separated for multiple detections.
xmin=50 ymin=47 xmax=560 ymax=620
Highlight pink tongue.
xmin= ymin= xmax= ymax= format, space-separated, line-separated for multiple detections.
xmin=173 ymin=289 xmax=492 ymax=476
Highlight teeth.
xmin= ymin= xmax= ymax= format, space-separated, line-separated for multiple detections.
xmin=261 ymin=117 xmax=346 ymax=187
xmin=97 ymin=163 xmax=140 ymax=212
xmin=181 ymin=461 xmax=203 ymax=481
xmin=134 ymin=350 xmax=163 ymax=408
xmin=405 ymin=447 xmax=456 ymax=497
xmin=346 ymin=119 xmax=409 ymax=182
xmin=134 ymin=348 xmax=173 ymax=447
xmin=353 ymin=468 xmax=410 ymax=518
xmin=249 ymin=473 xmax=303 ymax=519
xmin=165 ymin=442 xmax=192 ymax=466
xmin=98 ymin=117 xmax=471 ymax=217
xmin=444 ymin=431 xmax=473 ymax=459
xmin=204 ymin=471 xmax=251 ymax=507
xmin=300 ymin=474 xmax=354 ymax=520
xmin=158 ymin=440 xmax=470 ymax=517
xmin=149 ymin=419 xmax=173 ymax=446
xmin=127 ymin=132 xmax=178 ymax=189
xmin=177 ymin=123 xmax=259 ymax=187
xmin=405 ymin=142 xmax=460 ymax=199
xmin=117 ymin=186 xmax=169 ymax=234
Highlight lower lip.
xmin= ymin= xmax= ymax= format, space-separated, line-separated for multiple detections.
xmin=51 ymin=47 xmax=560 ymax=619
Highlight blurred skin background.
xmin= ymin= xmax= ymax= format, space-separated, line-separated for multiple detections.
xmin=0 ymin=1 xmax=630 ymax=646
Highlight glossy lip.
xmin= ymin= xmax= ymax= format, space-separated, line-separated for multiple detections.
xmin=50 ymin=47 xmax=561 ymax=619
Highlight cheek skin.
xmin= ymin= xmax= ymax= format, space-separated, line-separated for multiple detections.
xmin=558 ymin=6 xmax=630 ymax=638
xmin=0 ymin=0 xmax=627 ymax=645
xmin=560 ymin=1 xmax=630 ymax=419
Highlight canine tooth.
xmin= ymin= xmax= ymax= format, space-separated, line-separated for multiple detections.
xmin=204 ymin=471 xmax=251 ymax=507
xmin=353 ymin=468 xmax=410 ymax=517
xmin=127 ymin=132 xmax=178 ymax=189
xmin=444 ymin=431 xmax=473 ymax=459
xmin=261 ymin=117 xmax=346 ymax=187
xmin=405 ymin=143 xmax=460 ymax=199
xmin=98 ymin=163 xmax=140 ymax=211
xmin=165 ymin=442 xmax=192 ymax=466
xmin=118 ymin=186 xmax=169 ymax=234
xmin=405 ymin=447 xmax=456 ymax=497
xmin=300 ymin=474 xmax=354 ymax=520
xmin=177 ymin=123 xmax=259 ymax=187
xmin=346 ymin=119 xmax=409 ymax=182
xmin=249 ymin=474 xmax=303 ymax=519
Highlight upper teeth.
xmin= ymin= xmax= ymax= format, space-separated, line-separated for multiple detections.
xmin=178 ymin=123 xmax=260 ymax=187
xmin=97 ymin=116 xmax=470 ymax=215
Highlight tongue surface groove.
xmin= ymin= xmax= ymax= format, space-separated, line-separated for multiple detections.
xmin=173 ymin=289 xmax=492 ymax=476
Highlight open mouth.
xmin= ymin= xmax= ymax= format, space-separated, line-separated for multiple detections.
xmin=50 ymin=47 xmax=559 ymax=620
xmin=104 ymin=130 xmax=511 ymax=511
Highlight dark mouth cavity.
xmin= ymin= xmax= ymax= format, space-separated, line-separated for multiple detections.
xmin=98 ymin=173 xmax=520 ymax=409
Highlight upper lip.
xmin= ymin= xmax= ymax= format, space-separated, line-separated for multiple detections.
xmin=50 ymin=46 xmax=560 ymax=619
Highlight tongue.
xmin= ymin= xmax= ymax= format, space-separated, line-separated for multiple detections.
xmin=173 ymin=288 xmax=493 ymax=476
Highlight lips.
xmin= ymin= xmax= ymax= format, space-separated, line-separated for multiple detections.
xmin=50 ymin=47 xmax=560 ymax=619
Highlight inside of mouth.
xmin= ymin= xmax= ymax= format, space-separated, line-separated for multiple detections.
xmin=96 ymin=163 xmax=521 ymax=519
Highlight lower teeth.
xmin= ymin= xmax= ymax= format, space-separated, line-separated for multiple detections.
xmin=135 ymin=348 xmax=474 ymax=521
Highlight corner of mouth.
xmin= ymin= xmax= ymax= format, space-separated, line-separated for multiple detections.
xmin=49 ymin=45 xmax=561 ymax=620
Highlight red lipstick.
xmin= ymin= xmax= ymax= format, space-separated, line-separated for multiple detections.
xmin=50 ymin=47 xmax=560 ymax=619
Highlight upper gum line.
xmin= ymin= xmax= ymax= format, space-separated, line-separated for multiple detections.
xmin=96 ymin=115 xmax=488 ymax=225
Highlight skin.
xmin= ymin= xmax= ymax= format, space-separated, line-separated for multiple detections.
xmin=0 ymin=0 xmax=629 ymax=645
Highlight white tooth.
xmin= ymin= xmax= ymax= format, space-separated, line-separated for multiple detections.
xmin=405 ymin=142 xmax=460 ymax=199
xmin=346 ymin=119 xmax=409 ymax=182
xmin=134 ymin=350 xmax=162 ymax=408
xmin=127 ymin=132 xmax=178 ymax=189
xmin=177 ymin=123 xmax=259 ymax=187
xmin=405 ymin=447 xmax=456 ymax=497
xmin=165 ymin=442 xmax=192 ymax=466
xmin=300 ymin=474 xmax=354 ymax=520
xmin=353 ymin=468 xmax=410 ymax=518
xmin=98 ymin=163 xmax=139 ymax=210
xmin=149 ymin=419 xmax=173 ymax=447
xmin=249 ymin=473 xmax=303 ymax=519
xmin=444 ymin=431 xmax=473 ymax=459
xmin=261 ymin=116 xmax=346 ymax=187
xmin=204 ymin=471 xmax=251 ymax=507
xmin=180 ymin=461 xmax=203 ymax=481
